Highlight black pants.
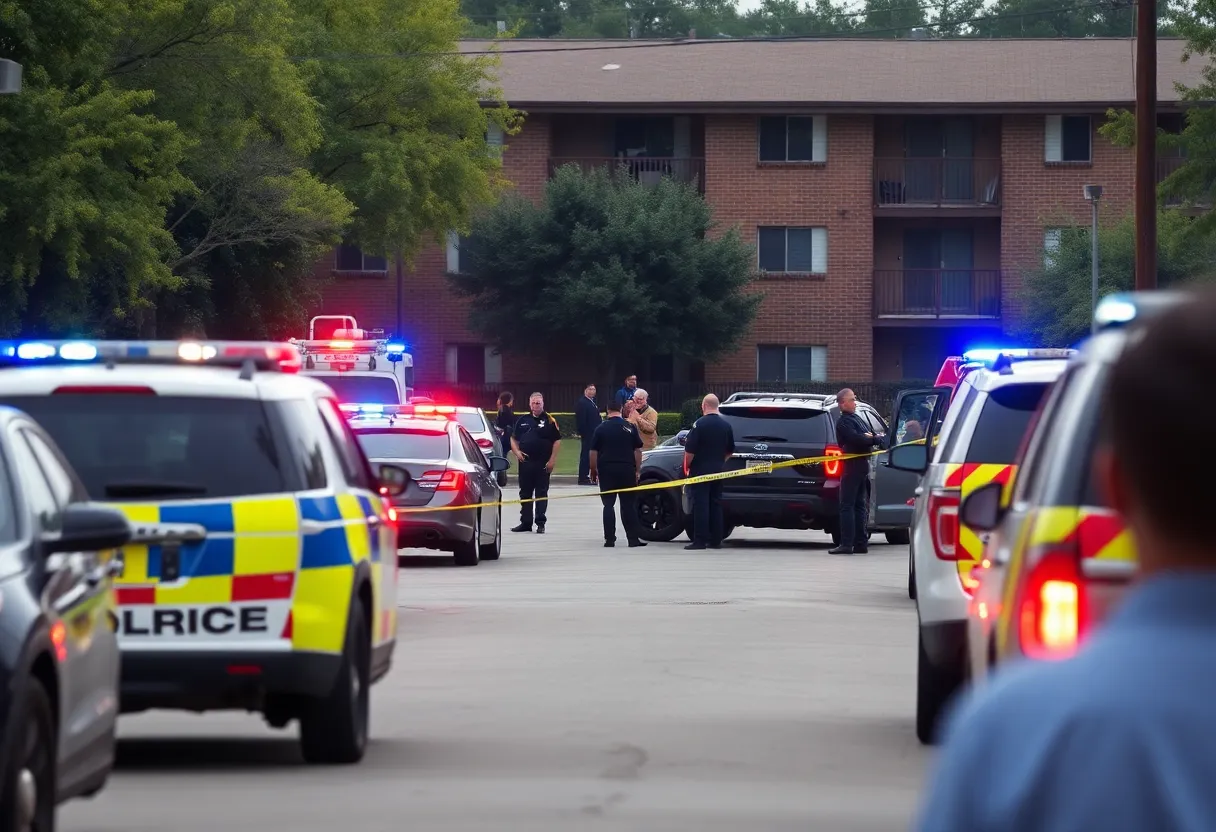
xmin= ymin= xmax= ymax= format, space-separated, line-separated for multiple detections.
xmin=518 ymin=459 xmax=551 ymax=527
xmin=838 ymin=468 xmax=868 ymax=549
xmin=579 ymin=437 xmax=593 ymax=481
xmin=598 ymin=463 xmax=641 ymax=543
xmin=690 ymin=480 xmax=724 ymax=546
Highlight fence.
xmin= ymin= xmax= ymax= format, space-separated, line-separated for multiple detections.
xmin=414 ymin=380 xmax=935 ymax=419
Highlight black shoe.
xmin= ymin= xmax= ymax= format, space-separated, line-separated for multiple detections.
xmin=536 ymin=524 xmax=545 ymax=534
xmin=854 ymin=546 xmax=869 ymax=554
xmin=709 ymin=543 xmax=722 ymax=549
xmin=604 ymin=539 xmax=615 ymax=548
xmin=511 ymin=524 xmax=531 ymax=533
xmin=628 ymin=540 xmax=647 ymax=548
xmin=684 ymin=543 xmax=707 ymax=550
xmin=828 ymin=545 xmax=853 ymax=555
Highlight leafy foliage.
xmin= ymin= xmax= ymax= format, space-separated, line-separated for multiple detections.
xmin=447 ymin=165 xmax=762 ymax=375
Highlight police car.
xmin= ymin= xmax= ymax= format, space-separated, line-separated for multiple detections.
xmin=293 ymin=315 xmax=415 ymax=404
xmin=887 ymin=347 xmax=1073 ymax=744
xmin=0 ymin=340 xmax=410 ymax=764
xmin=961 ymin=292 xmax=1186 ymax=686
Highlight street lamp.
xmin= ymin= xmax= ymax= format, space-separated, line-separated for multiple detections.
xmin=0 ymin=59 xmax=22 ymax=95
xmin=1084 ymin=185 xmax=1103 ymax=334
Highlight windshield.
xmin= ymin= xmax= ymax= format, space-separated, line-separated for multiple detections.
xmin=718 ymin=407 xmax=830 ymax=443
xmin=0 ymin=450 xmax=15 ymax=542
xmin=0 ymin=395 xmax=287 ymax=500
xmin=453 ymin=411 xmax=487 ymax=434
xmin=310 ymin=374 xmax=400 ymax=404
xmin=964 ymin=383 xmax=1051 ymax=464
xmin=355 ymin=429 xmax=450 ymax=460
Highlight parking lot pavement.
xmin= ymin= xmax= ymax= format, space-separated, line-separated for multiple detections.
xmin=63 ymin=485 xmax=930 ymax=832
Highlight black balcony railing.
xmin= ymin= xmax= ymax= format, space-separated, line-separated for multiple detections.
xmin=874 ymin=158 xmax=1002 ymax=208
xmin=873 ymin=269 xmax=1002 ymax=319
xmin=547 ymin=156 xmax=706 ymax=193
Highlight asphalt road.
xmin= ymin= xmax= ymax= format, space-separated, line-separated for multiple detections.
xmin=62 ymin=485 xmax=931 ymax=832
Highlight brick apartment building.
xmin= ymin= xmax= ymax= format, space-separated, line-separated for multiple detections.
xmin=313 ymin=37 xmax=1202 ymax=390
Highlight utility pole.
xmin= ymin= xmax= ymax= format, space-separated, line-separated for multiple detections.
xmin=1134 ymin=0 xmax=1158 ymax=290
xmin=1085 ymin=185 xmax=1103 ymax=333
xmin=394 ymin=250 xmax=405 ymax=338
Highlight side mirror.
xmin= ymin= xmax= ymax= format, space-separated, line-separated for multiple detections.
xmin=676 ymin=430 xmax=689 ymax=447
xmin=960 ymin=481 xmax=1005 ymax=532
xmin=43 ymin=504 xmax=132 ymax=555
xmin=489 ymin=456 xmax=510 ymax=473
xmin=377 ymin=463 xmax=411 ymax=497
xmin=888 ymin=441 xmax=928 ymax=473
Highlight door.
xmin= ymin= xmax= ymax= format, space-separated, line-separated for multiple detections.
xmin=873 ymin=387 xmax=952 ymax=530
xmin=459 ymin=429 xmax=496 ymax=547
xmin=902 ymin=230 xmax=940 ymax=313
xmin=905 ymin=118 xmax=942 ymax=202
xmin=942 ymin=118 xmax=975 ymax=202
xmin=940 ymin=229 xmax=975 ymax=314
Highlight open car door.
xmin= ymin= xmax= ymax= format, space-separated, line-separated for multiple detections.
xmin=873 ymin=386 xmax=952 ymax=532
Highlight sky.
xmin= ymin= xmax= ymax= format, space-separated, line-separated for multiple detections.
xmin=736 ymin=0 xmax=765 ymax=10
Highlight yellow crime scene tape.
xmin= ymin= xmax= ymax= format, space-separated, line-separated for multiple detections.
xmin=395 ymin=439 xmax=928 ymax=514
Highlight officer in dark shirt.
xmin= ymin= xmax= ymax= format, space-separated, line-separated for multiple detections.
xmin=574 ymin=383 xmax=602 ymax=485
xmin=683 ymin=394 xmax=736 ymax=550
xmin=589 ymin=398 xmax=646 ymax=548
xmin=829 ymin=388 xmax=887 ymax=555
xmin=510 ymin=391 xmax=562 ymax=534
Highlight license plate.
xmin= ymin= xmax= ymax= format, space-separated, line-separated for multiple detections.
xmin=320 ymin=353 xmax=358 ymax=362
xmin=745 ymin=460 xmax=772 ymax=472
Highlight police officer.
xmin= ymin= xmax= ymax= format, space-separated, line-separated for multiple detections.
xmin=683 ymin=394 xmax=735 ymax=550
xmin=829 ymin=388 xmax=886 ymax=555
xmin=511 ymin=392 xmax=562 ymax=534
xmin=574 ymin=383 xmax=601 ymax=485
xmin=589 ymin=398 xmax=646 ymax=548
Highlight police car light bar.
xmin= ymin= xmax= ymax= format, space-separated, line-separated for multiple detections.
xmin=0 ymin=340 xmax=303 ymax=372
xmin=1093 ymin=291 xmax=1188 ymax=330
xmin=961 ymin=348 xmax=1076 ymax=364
xmin=339 ymin=403 xmax=455 ymax=419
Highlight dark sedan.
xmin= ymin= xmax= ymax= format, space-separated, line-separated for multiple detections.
xmin=349 ymin=414 xmax=509 ymax=567
xmin=0 ymin=406 xmax=133 ymax=828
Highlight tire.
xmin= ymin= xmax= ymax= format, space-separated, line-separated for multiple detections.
xmin=908 ymin=552 xmax=917 ymax=600
xmin=886 ymin=529 xmax=911 ymax=545
xmin=481 ymin=508 xmax=502 ymax=561
xmin=299 ymin=597 xmax=371 ymax=764
xmin=497 ymin=471 xmax=508 ymax=488
xmin=637 ymin=482 xmax=683 ymax=542
xmin=916 ymin=629 xmax=964 ymax=745
xmin=0 ymin=675 xmax=56 ymax=831
xmin=453 ymin=513 xmax=481 ymax=567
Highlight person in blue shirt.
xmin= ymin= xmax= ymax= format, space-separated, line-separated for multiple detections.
xmin=915 ymin=288 xmax=1216 ymax=832
xmin=615 ymin=374 xmax=638 ymax=406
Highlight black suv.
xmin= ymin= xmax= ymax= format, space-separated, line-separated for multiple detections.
xmin=635 ymin=392 xmax=897 ymax=545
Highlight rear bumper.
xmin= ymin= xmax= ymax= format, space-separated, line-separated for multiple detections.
xmin=395 ymin=505 xmax=475 ymax=549
xmin=685 ymin=483 xmax=840 ymax=529
xmin=120 ymin=649 xmax=342 ymax=714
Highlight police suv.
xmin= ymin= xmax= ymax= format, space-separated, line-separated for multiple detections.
xmin=293 ymin=315 xmax=415 ymax=404
xmin=0 ymin=340 xmax=410 ymax=764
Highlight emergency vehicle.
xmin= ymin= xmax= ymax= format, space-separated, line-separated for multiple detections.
xmin=0 ymin=339 xmax=408 ymax=764
xmin=292 ymin=315 xmax=414 ymax=404
xmin=960 ymin=292 xmax=1186 ymax=688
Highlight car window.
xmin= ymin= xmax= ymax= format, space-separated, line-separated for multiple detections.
xmin=963 ymin=383 xmax=1052 ymax=464
xmin=460 ymin=429 xmax=486 ymax=466
xmin=454 ymin=411 xmax=487 ymax=434
xmin=5 ymin=428 xmax=61 ymax=530
xmin=0 ymin=395 xmax=287 ymax=500
xmin=317 ymin=398 xmax=377 ymax=490
xmin=354 ymin=429 xmax=450 ymax=461
xmin=309 ymin=374 xmax=400 ymax=404
xmin=20 ymin=429 xmax=77 ymax=506
xmin=936 ymin=384 xmax=978 ymax=463
xmin=269 ymin=400 xmax=329 ymax=491
xmin=718 ymin=406 xmax=829 ymax=443
xmin=0 ymin=445 xmax=16 ymax=542
xmin=892 ymin=392 xmax=938 ymax=445
xmin=1013 ymin=368 xmax=1077 ymax=505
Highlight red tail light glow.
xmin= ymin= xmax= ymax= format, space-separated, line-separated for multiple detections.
xmin=475 ymin=438 xmax=494 ymax=449
xmin=1018 ymin=546 xmax=1083 ymax=660
xmin=418 ymin=470 xmax=465 ymax=491
xmin=928 ymin=487 xmax=961 ymax=560
xmin=823 ymin=445 xmax=843 ymax=478
xmin=329 ymin=340 xmax=355 ymax=350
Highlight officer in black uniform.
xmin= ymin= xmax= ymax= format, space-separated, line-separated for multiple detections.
xmin=589 ymin=398 xmax=646 ymax=548
xmin=511 ymin=391 xmax=562 ymax=534
xmin=683 ymin=394 xmax=736 ymax=550
xmin=829 ymin=387 xmax=886 ymax=556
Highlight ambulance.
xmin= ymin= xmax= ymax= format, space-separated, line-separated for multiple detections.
xmin=292 ymin=315 xmax=414 ymax=404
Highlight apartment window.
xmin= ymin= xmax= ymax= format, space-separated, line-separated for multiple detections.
xmin=446 ymin=231 xmax=471 ymax=274
xmin=445 ymin=344 xmax=502 ymax=385
xmin=335 ymin=244 xmax=387 ymax=273
xmin=487 ymin=123 xmax=504 ymax=158
xmin=757 ymin=345 xmax=828 ymax=382
xmin=1044 ymin=227 xmax=1088 ymax=269
xmin=1045 ymin=115 xmax=1092 ymax=163
xmin=757 ymin=227 xmax=828 ymax=274
xmin=758 ymin=116 xmax=827 ymax=163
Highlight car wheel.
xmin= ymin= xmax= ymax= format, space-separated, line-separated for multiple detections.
xmin=916 ymin=629 xmax=964 ymax=745
xmin=886 ymin=529 xmax=911 ymax=545
xmin=908 ymin=552 xmax=917 ymax=600
xmin=637 ymin=482 xmax=683 ymax=542
xmin=497 ymin=471 xmax=508 ymax=488
xmin=481 ymin=508 xmax=503 ymax=561
xmin=299 ymin=596 xmax=371 ymax=764
xmin=453 ymin=513 xmax=481 ymax=567
xmin=0 ymin=675 xmax=55 ymax=831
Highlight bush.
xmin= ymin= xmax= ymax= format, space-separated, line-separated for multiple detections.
xmin=657 ymin=412 xmax=683 ymax=437
xmin=680 ymin=397 xmax=702 ymax=428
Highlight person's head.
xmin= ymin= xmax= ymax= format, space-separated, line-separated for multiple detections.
xmin=1095 ymin=289 xmax=1216 ymax=574
xmin=528 ymin=392 xmax=544 ymax=416
xmin=585 ymin=383 xmax=596 ymax=399
xmin=701 ymin=393 xmax=719 ymax=414
xmin=624 ymin=374 xmax=637 ymax=390
xmin=498 ymin=391 xmax=513 ymax=408
xmin=837 ymin=388 xmax=857 ymax=414
xmin=607 ymin=398 xmax=622 ymax=416
xmin=633 ymin=388 xmax=649 ymax=408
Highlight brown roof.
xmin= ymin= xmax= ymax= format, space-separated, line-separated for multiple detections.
xmin=463 ymin=37 xmax=1206 ymax=111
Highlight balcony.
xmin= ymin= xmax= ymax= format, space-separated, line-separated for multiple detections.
xmin=874 ymin=158 xmax=1002 ymax=213
xmin=873 ymin=269 xmax=1002 ymax=322
xmin=547 ymin=156 xmax=706 ymax=194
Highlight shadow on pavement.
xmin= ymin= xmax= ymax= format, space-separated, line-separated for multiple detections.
xmin=115 ymin=737 xmax=307 ymax=770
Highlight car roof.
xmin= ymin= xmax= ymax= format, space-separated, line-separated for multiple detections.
xmin=0 ymin=365 xmax=334 ymax=401
xmin=720 ymin=393 xmax=837 ymax=410
xmin=964 ymin=359 xmax=1071 ymax=392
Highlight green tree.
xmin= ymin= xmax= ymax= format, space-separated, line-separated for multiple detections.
xmin=1019 ymin=210 xmax=1216 ymax=346
xmin=447 ymin=165 xmax=762 ymax=376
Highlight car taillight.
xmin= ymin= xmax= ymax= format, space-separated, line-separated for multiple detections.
xmin=1018 ymin=546 xmax=1083 ymax=660
xmin=475 ymin=438 xmax=493 ymax=449
xmin=823 ymin=445 xmax=843 ymax=478
xmin=928 ymin=487 xmax=961 ymax=560
xmin=418 ymin=470 xmax=465 ymax=491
